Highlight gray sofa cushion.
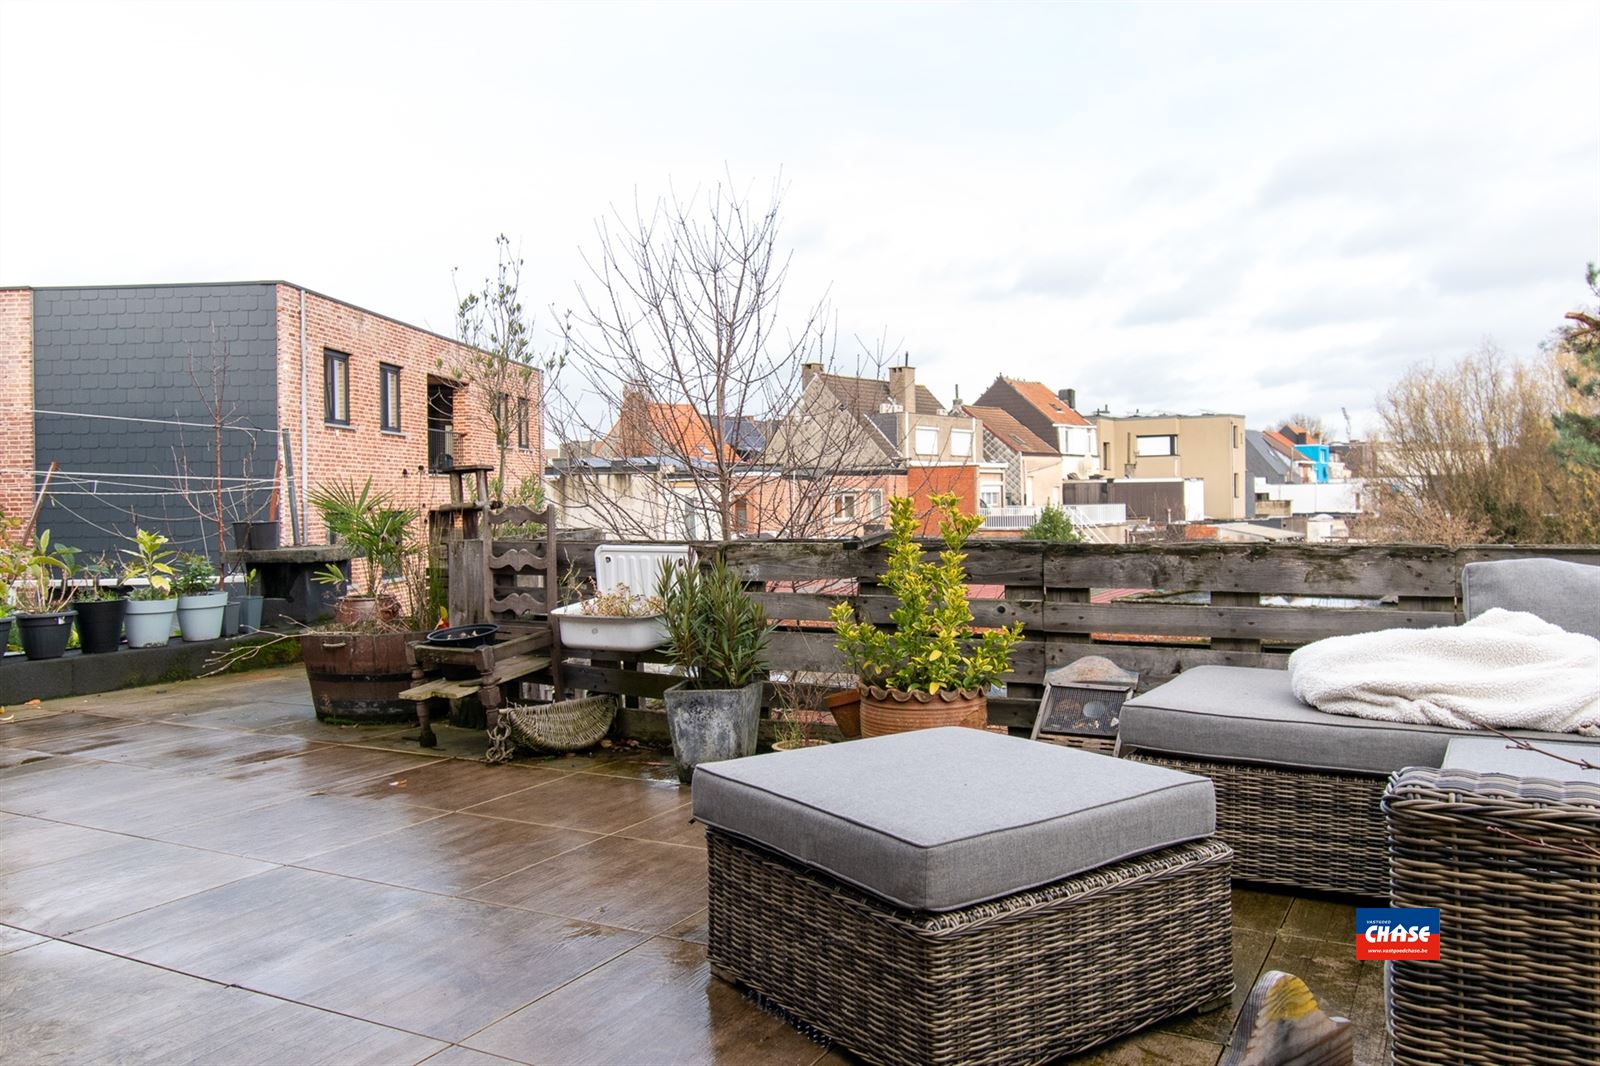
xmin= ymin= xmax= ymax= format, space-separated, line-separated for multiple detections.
xmin=1442 ymin=737 xmax=1600 ymax=783
xmin=691 ymin=726 xmax=1214 ymax=912
xmin=1463 ymin=558 xmax=1600 ymax=640
xmin=1119 ymin=664 xmax=1600 ymax=776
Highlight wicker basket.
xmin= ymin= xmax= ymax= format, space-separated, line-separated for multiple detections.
xmin=495 ymin=696 xmax=618 ymax=754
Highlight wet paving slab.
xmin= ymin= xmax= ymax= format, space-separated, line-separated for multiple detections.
xmin=0 ymin=666 xmax=1379 ymax=1065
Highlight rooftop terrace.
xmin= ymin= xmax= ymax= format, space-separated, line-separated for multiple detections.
xmin=0 ymin=666 xmax=1384 ymax=1065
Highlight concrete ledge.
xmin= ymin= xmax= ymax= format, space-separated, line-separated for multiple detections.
xmin=0 ymin=633 xmax=302 ymax=705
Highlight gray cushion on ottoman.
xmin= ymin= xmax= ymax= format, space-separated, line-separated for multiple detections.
xmin=1442 ymin=737 xmax=1600 ymax=783
xmin=1120 ymin=665 xmax=1600 ymax=775
xmin=691 ymin=727 xmax=1214 ymax=912
xmin=1462 ymin=558 xmax=1600 ymax=639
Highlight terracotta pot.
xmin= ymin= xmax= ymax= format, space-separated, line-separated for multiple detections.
xmin=859 ymin=686 xmax=988 ymax=737
xmin=333 ymin=593 xmax=402 ymax=627
xmin=824 ymin=687 xmax=863 ymax=738
xmin=771 ymin=739 xmax=832 ymax=752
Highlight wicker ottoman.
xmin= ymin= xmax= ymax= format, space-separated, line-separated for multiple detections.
xmin=692 ymin=728 xmax=1234 ymax=1066
xmin=1384 ymin=738 xmax=1600 ymax=1066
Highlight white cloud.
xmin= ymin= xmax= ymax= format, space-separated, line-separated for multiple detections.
xmin=1 ymin=0 xmax=1595 ymax=441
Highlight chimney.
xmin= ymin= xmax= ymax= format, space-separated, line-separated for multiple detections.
xmin=801 ymin=362 xmax=822 ymax=388
xmin=888 ymin=364 xmax=916 ymax=413
xmin=1058 ymin=387 xmax=1077 ymax=410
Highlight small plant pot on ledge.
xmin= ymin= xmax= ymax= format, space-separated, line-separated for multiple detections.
xmin=75 ymin=598 xmax=128 ymax=654
xmin=124 ymin=599 xmax=178 ymax=648
xmin=859 ymin=686 xmax=988 ymax=737
xmin=241 ymin=594 xmax=265 ymax=632
xmin=663 ymin=680 xmax=763 ymax=784
xmin=825 ymin=687 xmax=863 ymax=738
xmin=177 ymin=591 xmax=228 ymax=642
xmin=16 ymin=611 xmax=77 ymax=661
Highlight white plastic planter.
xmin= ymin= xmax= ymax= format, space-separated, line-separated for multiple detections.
xmin=125 ymin=598 xmax=179 ymax=648
xmin=550 ymin=604 xmax=668 ymax=653
xmin=177 ymin=591 xmax=228 ymax=642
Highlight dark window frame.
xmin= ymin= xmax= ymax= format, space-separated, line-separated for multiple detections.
xmin=379 ymin=363 xmax=402 ymax=432
xmin=516 ymin=396 xmax=530 ymax=450
xmin=324 ymin=349 xmax=350 ymax=425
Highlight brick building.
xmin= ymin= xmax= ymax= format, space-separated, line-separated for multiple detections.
xmin=0 ymin=282 xmax=543 ymax=557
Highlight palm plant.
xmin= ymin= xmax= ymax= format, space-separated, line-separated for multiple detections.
xmin=308 ymin=479 xmax=419 ymax=601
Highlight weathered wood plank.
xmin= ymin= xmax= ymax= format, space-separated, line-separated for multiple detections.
xmin=1040 ymin=602 xmax=1456 ymax=642
xmin=1042 ymin=542 xmax=1464 ymax=598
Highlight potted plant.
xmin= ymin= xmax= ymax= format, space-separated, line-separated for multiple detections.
xmin=550 ymin=580 xmax=668 ymax=652
xmin=299 ymin=478 xmax=426 ymax=723
xmin=121 ymin=528 xmax=178 ymax=648
xmin=656 ymin=558 xmax=771 ymax=783
xmin=74 ymin=553 xmax=128 ymax=655
xmin=172 ymin=552 xmax=226 ymax=642
xmin=769 ymin=676 xmax=834 ymax=752
xmin=830 ymin=493 xmax=1024 ymax=737
xmin=9 ymin=529 xmax=78 ymax=661
xmin=308 ymin=480 xmax=416 ymax=625
xmin=240 ymin=568 xmax=264 ymax=633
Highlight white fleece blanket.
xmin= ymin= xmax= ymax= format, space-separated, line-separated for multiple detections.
xmin=1288 ymin=608 xmax=1600 ymax=735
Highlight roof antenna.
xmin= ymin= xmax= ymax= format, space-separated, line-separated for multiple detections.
xmin=903 ymin=350 xmax=911 ymax=367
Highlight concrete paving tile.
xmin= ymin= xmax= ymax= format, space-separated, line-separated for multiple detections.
xmin=76 ymin=866 xmax=648 ymax=1043
xmin=319 ymin=758 xmax=566 ymax=811
xmin=469 ymin=836 xmax=707 ymax=935
xmin=465 ymin=937 xmax=824 ymax=1066
xmin=0 ymin=938 xmax=446 ymax=1065
xmin=462 ymin=772 xmax=688 ymax=834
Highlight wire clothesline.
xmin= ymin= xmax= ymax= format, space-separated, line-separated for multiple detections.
xmin=26 ymin=408 xmax=276 ymax=436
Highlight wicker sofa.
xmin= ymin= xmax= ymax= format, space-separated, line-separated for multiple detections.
xmin=1384 ymin=738 xmax=1600 ymax=1065
xmin=1116 ymin=557 xmax=1600 ymax=897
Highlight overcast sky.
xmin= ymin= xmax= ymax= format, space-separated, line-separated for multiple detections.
xmin=2 ymin=0 xmax=1596 ymax=438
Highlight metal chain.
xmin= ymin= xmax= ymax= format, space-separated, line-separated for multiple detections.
xmin=484 ymin=719 xmax=517 ymax=765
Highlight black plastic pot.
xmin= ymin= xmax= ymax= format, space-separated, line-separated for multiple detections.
xmin=231 ymin=521 xmax=280 ymax=550
xmin=16 ymin=611 xmax=77 ymax=661
xmin=426 ymin=623 xmax=499 ymax=649
xmin=75 ymin=598 xmax=128 ymax=655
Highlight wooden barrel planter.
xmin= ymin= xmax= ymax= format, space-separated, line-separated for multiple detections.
xmin=859 ymin=686 xmax=988 ymax=737
xmin=300 ymin=630 xmax=426 ymax=723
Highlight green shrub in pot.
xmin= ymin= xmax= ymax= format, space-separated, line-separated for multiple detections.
xmin=655 ymin=557 xmax=772 ymax=784
xmin=121 ymin=528 xmax=179 ymax=648
xmin=7 ymin=529 xmax=78 ymax=661
xmin=174 ymin=552 xmax=227 ymax=642
xmin=74 ymin=553 xmax=129 ymax=655
xmin=830 ymin=493 xmax=1023 ymax=736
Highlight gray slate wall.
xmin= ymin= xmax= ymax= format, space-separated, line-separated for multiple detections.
xmin=31 ymin=284 xmax=279 ymax=560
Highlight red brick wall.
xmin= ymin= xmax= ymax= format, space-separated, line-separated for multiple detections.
xmin=274 ymin=285 xmax=544 ymax=544
xmin=907 ymin=464 xmax=980 ymax=534
xmin=0 ymin=289 xmax=33 ymax=521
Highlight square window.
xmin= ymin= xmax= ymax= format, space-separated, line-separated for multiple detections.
xmin=379 ymin=364 xmax=401 ymax=432
xmin=915 ymin=426 xmax=939 ymax=455
xmin=324 ymin=350 xmax=349 ymax=424
xmin=949 ymin=429 xmax=972 ymax=457
xmin=833 ymin=492 xmax=858 ymax=521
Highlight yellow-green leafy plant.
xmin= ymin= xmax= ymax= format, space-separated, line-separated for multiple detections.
xmin=831 ymin=494 xmax=1023 ymax=696
xmin=120 ymin=528 xmax=177 ymax=601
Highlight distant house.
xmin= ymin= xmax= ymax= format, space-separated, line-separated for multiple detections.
xmin=1094 ymin=411 xmax=1246 ymax=520
xmin=971 ymin=376 xmax=1099 ymax=480
xmin=0 ymin=282 xmax=542 ymax=557
xmin=961 ymin=405 xmax=1063 ymax=519
xmin=776 ymin=362 xmax=972 ymax=533
xmin=547 ymin=454 xmax=723 ymax=541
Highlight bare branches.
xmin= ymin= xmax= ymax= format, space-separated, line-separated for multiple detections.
xmin=547 ymin=174 xmax=892 ymax=540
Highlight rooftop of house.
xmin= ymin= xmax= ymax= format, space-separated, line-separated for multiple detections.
xmin=999 ymin=377 xmax=1092 ymax=427
xmin=1095 ymin=410 xmax=1246 ymax=422
xmin=963 ymin=405 xmax=1059 ymax=455
xmin=816 ymin=372 xmax=946 ymax=417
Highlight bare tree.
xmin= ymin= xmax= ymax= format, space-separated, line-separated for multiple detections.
xmin=1363 ymin=343 xmax=1599 ymax=544
xmin=1283 ymin=413 xmax=1327 ymax=441
xmin=546 ymin=176 xmax=892 ymax=539
xmin=447 ymin=234 xmax=556 ymax=498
